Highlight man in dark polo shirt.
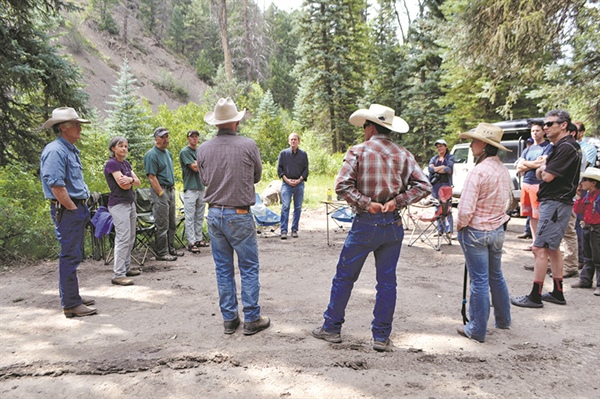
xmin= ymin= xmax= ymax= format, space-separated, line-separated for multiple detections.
xmin=197 ymin=97 xmax=270 ymax=336
xmin=144 ymin=127 xmax=184 ymax=261
xmin=511 ymin=109 xmax=582 ymax=308
xmin=277 ymin=132 xmax=309 ymax=239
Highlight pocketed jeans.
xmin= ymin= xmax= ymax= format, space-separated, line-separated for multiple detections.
xmin=458 ymin=225 xmax=511 ymax=342
xmin=207 ymin=207 xmax=261 ymax=323
xmin=323 ymin=211 xmax=404 ymax=342
xmin=280 ymin=181 xmax=304 ymax=234
xmin=50 ymin=203 xmax=90 ymax=309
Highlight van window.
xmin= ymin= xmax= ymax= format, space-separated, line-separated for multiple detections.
xmin=453 ymin=147 xmax=469 ymax=163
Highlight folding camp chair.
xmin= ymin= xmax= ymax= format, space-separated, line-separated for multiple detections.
xmin=133 ymin=188 xmax=157 ymax=265
xmin=406 ymin=185 xmax=453 ymax=251
xmin=251 ymin=193 xmax=280 ymax=236
xmin=330 ymin=205 xmax=355 ymax=232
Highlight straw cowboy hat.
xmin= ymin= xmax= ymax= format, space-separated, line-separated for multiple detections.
xmin=349 ymin=104 xmax=409 ymax=133
xmin=581 ymin=167 xmax=600 ymax=182
xmin=458 ymin=122 xmax=510 ymax=152
xmin=204 ymin=97 xmax=246 ymax=125
xmin=42 ymin=107 xmax=90 ymax=129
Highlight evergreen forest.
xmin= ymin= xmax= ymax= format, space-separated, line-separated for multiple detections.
xmin=1 ymin=0 xmax=598 ymax=262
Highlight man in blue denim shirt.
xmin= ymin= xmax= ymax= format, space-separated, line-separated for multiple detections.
xmin=40 ymin=107 xmax=96 ymax=318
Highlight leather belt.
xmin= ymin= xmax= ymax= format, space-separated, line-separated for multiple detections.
xmin=209 ymin=205 xmax=250 ymax=211
xmin=160 ymin=185 xmax=174 ymax=190
xmin=50 ymin=198 xmax=87 ymax=207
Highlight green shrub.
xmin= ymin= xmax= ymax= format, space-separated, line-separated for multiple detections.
xmin=0 ymin=165 xmax=58 ymax=262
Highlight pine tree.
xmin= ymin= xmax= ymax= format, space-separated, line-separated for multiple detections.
xmin=295 ymin=0 xmax=369 ymax=153
xmin=105 ymin=60 xmax=152 ymax=176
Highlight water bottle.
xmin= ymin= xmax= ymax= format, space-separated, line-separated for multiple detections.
xmin=327 ymin=188 xmax=332 ymax=201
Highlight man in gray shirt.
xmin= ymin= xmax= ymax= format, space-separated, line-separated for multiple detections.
xmin=197 ymin=97 xmax=270 ymax=336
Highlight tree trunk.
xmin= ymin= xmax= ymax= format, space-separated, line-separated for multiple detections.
xmin=213 ymin=0 xmax=233 ymax=81
xmin=244 ymin=0 xmax=252 ymax=82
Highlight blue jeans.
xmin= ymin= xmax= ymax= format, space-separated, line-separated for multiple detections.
xmin=280 ymin=181 xmax=304 ymax=234
xmin=323 ymin=211 xmax=404 ymax=342
xmin=458 ymin=226 xmax=511 ymax=342
xmin=50 ymin=203 xmax=90 ymax=309
xmin=207 ymin=208 xmax=261 ymax=322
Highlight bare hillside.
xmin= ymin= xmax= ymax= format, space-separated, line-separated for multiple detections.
xmin=61 ymin=1 xmax=207 ymax=116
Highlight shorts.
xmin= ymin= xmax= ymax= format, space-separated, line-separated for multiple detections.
xmin=520 ymin=182 xmax=540 ymax=218
xmin=534 ymin=200 xmax=572 ymax=250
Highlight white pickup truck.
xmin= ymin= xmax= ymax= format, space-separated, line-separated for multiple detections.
xmin=447 ymin=118 xmax=543 ymax=211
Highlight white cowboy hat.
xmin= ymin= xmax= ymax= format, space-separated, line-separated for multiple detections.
xmin=581 ymin=167 xmax=600 ymax=182
xmin=348 ymin=104 xmax=409 ymax=133
xmin=204 ymin=97 xmax=246 ymax=126
xmin=42 ymin=107 xmax=90 ymax=129
xmin=459 ymin=123 xmax=510 ymax=152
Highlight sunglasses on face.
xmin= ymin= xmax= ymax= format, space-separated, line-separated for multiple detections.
xmin=581 ymin=177 xmax=596 ymax=182
xmin=544 ymin=121 xmax=563 ymax=128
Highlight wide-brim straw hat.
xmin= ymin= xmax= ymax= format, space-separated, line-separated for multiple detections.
xmin=349 ymin=104 xmax=409 ymax=133
xmin=581 ymin=167 xmax=600 ymax=182
xmin=42 ymin=107 xmax=90 ymax=129
xmin=458 ymin=122 xmax=510 ymax=151
xmin=204 ymin=97 xmax=246 ymax=125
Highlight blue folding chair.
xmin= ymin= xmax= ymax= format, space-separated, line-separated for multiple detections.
xmin=330 ymin=206 xmax=355 ymax=231
xmin=251 ymin=193 xmax=280 ymax=236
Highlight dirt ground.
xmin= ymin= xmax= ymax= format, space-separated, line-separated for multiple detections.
xmin=1 ymin=209 xmax=598 ymax=399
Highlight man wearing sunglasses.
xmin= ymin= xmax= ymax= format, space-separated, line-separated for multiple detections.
xmin=511 ymin=110 xmax=582 ymax=309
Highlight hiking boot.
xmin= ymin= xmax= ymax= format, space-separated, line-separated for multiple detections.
xmin=517 ymin=232 xmax=532 ymax=239
xmin=510 ymin=295 xmax=543 ymax=308
xmin=541 ymin=292 xmax=566 ymax=305
xmin=571 ymin=281 xmax=592 ymax=289
xmin=156 ymin=254 xmax=177 ymax=261
xmin=291 ymin=231 xmax=298 ymax=238
xmin=170 ymin=249 xmax=185 ymax=257
xmin=280 ymin=233 xmax=287 ymax=240
xmin=112 ymin=277 xmax=134 ymax=286
xmin=594 ymin=287 xmax=600 ymax=296
xmin=63 ymin=304 xmax=97 ymax=318
xmin=126 ymin=269 xmax=141 ymax=277
xmin=224 ymin=315 xmax=240 ymax=334
xmin=243 ymin=316 xmax=271 ymax=335
xmin=373 ymin=338 xmax=394 ymax=352
xmin=311 ymin=326 xmax=342 ymax=343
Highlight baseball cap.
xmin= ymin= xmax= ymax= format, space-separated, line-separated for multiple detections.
xmin=154 ymin=127 xmax=169 ymax=137
xmin=187 ymin=130 xmax=200 ymax=137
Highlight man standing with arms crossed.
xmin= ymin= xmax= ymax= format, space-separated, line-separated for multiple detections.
xmin=40 ymin=107 xmax=96 ymax=318
xmin=197 ymin=97 xmax=270 ymax=336
xmin=179 ymin=130 xmax=208 ymax=253
xmin=511 ymin=110 xmax=582 ymax=308
xmin=516 ymin=121 xmax=548 ymax=253
xmin=277 ymin=132 xmax=309 ymax=239
xmin=311 ymin=104 xmax=431 ymax=351
xmin=144 ymin=127 xmax=184 ymax=261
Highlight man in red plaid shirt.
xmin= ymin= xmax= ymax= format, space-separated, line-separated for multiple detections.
xmin=312 ymin=104 xmax=431 ymax=352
